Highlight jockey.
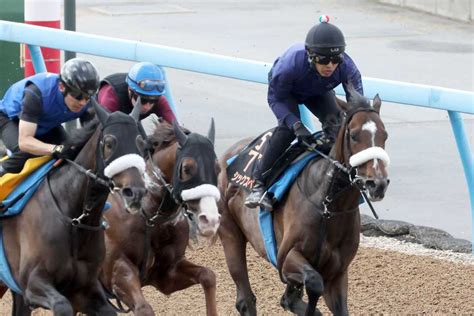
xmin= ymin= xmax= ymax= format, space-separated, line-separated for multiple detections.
xmin=245 ymin=16 xmax=364 ymax=210
xmin=96 ymin=62 xmax=176 ymax=124
xmin=0 ymin=58 xmax=100 ymax=177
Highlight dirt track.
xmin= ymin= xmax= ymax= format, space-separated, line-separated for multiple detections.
xmin=1 ymin=239 xmax=472 ymax=315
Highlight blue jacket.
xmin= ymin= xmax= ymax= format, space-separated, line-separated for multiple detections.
xmin=0 ymin=73 xmax=88 ymax=136
xmin=268 ymin=43 xmax=363 ymax=128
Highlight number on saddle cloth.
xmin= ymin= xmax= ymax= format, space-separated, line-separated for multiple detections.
xmin=226 ymin=128 xmax=313 ymax=192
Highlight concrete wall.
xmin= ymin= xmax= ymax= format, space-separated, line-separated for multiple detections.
xmin=377 ymin=0 xmax=472 ymax=22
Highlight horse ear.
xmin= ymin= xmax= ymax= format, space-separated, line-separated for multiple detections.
xmin=172 ymin=120 xmax=187 ymax=146
xmin=372 ymin=94 xmax=382 ymax=113
xmin=92 ymin=98 xmax=109 ymax=125
xmin=130 ymin=96 xmax=142 ymax=122
xmin=207 ymin=118 xmax=215 ymax=146
xmin=336 ymin=97 xmax=350 ymax=112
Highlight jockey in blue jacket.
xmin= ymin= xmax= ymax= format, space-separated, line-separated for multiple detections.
xmin=0 ymin=58 xmax=100 ymax=177
xmin=245 ymin=16 xmax=364 ymax=210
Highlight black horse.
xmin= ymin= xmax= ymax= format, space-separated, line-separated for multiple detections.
xmin=1 ymin=100 xmax=147 ymax=315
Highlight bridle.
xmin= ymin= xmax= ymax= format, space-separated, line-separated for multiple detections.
xmin=302 ymin=106 xmax=384 ymax=219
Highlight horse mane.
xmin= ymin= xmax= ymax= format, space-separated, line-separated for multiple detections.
xmin=147 ymin=120 xmax=190 ymax=152
xmin=66 ymin=118 xmax=100 ymax=150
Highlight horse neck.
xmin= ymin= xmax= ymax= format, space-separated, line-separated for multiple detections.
xmin=303 ymin=129 xmax=360 ymax=211
xmin=49 ymin=128 xmax=109 ymax=221
xmin=142 ymin=142 xmax=179 ymax=218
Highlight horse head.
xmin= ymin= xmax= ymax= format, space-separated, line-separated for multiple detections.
xmin=145 ymin=119 xmax=221 ymax=238
xmin=92 ymin=99 xmax=147 ymax=212
xmin=172 ymin=119 xmax=221 ymax=237
xmin=334 ymin=90 xmax=390 ymax=201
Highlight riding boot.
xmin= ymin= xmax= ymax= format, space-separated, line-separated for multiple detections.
xmin=244 ymin=126 xmax=294 ymax=211
xmin=316 ymin=113 xmax=342 ymax=154
xmin=245 ymin=180 xmax=273 ymax=210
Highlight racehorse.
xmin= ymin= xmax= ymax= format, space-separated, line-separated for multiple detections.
xmin=218 ymin=92 xmax=390 ymax=315
xmin=100 ymin=119 xmax=221 ymax=316
xmin=1 ymin=99 xmax=147 ymax=315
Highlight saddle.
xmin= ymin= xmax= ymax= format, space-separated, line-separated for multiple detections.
xmin=226 ymin=129 xmax=325 ymax=195
xmin=0 ymin=156 xmax=54 ymax=215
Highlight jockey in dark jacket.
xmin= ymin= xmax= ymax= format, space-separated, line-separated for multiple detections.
xmin=0 ymin=58 xmax=100 ymax=177
xmin=245 ymin=16 xmax=364 ymax=210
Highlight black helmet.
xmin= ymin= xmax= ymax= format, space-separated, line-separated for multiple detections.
xmin=60 ymin=58 xmax=100 ymax=96
xmin=305 ymin=16 xmax=346 ymax=56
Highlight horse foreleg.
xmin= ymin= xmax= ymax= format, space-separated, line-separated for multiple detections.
xmin=219 ymin=219 xmax=256 ymax=316
xmin=23 ymin=270 xmax=73 ymax=315
xmin=322 ymin=271 xmax=349 ymax=316
xmin=12 ymin=292 xmax=31 ymax=316
xmin=109 ymin=258 xmax=154 ymax=316
xmin=281 ymin=248 xmax=324 ymax=316
xmin=152 ymin=258 xmax=217 ymax=316
xmin=74 ymin=280 xmax=117 ymax=316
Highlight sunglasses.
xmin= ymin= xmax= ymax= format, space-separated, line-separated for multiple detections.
xmin=309 ymin=54 xmax=344 ymax=65
xmin=128 ymin=77 xmax=166 ymax=93
xmin=132 ymin=93 xmax=159 ymax=105
xmin=68 ymin=89 xmax=91 ymax=102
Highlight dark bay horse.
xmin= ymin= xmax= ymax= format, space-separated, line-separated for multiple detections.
xmin=100 ymin=119 xmax=221 ymax=316
xmin=0 ymin=100 xmax=147 ymax=315
xmin=218 ymin=93 xmax=390 ymax=315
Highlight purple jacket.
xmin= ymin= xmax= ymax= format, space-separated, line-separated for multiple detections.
xmin=268 ymin=43 xmax=363 ymax=128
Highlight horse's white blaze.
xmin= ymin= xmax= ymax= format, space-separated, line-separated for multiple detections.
xmin=362 ymin=120 xmax=377 ymax=147
xmin=104 ymin=154 xmax=146 ymax=178
xmin=198 ymin=195 xmax=221 ymax=235
xmin=181 ymin=184 xmax=221 ymax=236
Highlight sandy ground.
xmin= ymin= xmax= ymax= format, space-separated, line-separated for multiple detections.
xmin=0 ymin=239 xmax=472 ymax=315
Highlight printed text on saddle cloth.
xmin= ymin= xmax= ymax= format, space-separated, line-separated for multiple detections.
xmin=229 ymin=131 xmax=273 ymax=189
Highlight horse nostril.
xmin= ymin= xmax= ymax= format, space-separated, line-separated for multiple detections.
xmin=365 ymin=180 xmax=376 ymax=190
xmin=121 ymin=187 xmax=133 ymax=198
xmin=198 ymin=214 xmax=209 ymax=225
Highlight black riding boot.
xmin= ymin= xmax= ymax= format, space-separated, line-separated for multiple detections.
xmin=245 ymin=126 xmax=295 ymax=211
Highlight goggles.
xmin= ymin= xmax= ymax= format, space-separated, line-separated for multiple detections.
xmin=128 ymin=77 xmax=166 ymax=93
xmin=67 ymin=88 xmax=92 ymax=102
xmin=309 ymin=53 xmax=344 ymax=65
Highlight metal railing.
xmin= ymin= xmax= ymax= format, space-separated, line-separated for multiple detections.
xmin=0 ymin=20 xmax=473 ymax=251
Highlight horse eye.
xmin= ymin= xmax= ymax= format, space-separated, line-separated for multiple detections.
xmin=103 ymin=135 xmax=117 ymax=160
xmin=350 ymin=132 xmax=358 ymax=141
xmin=180 ymin=158 xmax=197 ymax=181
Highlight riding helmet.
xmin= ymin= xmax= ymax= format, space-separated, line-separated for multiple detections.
xmin=126 ymin=62 xmax=166 ymax=97
xmin=60 ymin=58 xmax=100 ymax=96
xmin=305 ymin=15 xmax=346 ymax=56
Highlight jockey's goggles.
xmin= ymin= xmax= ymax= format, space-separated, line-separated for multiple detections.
xmin=309 ymin=53 xmax=344 ymax=65
xmin=129 ymin=78 xmax=166 ymax=93
xmin=68 ymin=88 xmax=92 ymax=102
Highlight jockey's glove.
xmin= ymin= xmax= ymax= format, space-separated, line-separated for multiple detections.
xmin=52 ymin=144 xmax=76 ymax=160
xmin=292 ymin=121 xmax=313 ymax=145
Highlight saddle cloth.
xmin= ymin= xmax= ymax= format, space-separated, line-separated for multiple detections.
xmin=0 ymin=155 xmax=52 ymax=201
xmin=226 ymin=132 xmax=322 ymax=267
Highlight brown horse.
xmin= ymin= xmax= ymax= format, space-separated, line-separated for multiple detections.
xmin=100 ymin=119 xmax=221 ymax=316
xmin=218 ymin=93 xmax=390 ymax=315
xmin=0 ymin=100 xmax=147 ymax=315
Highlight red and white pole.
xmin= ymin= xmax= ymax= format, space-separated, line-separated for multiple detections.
xmin=24 ymin=0 xmax=61 ymax=77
